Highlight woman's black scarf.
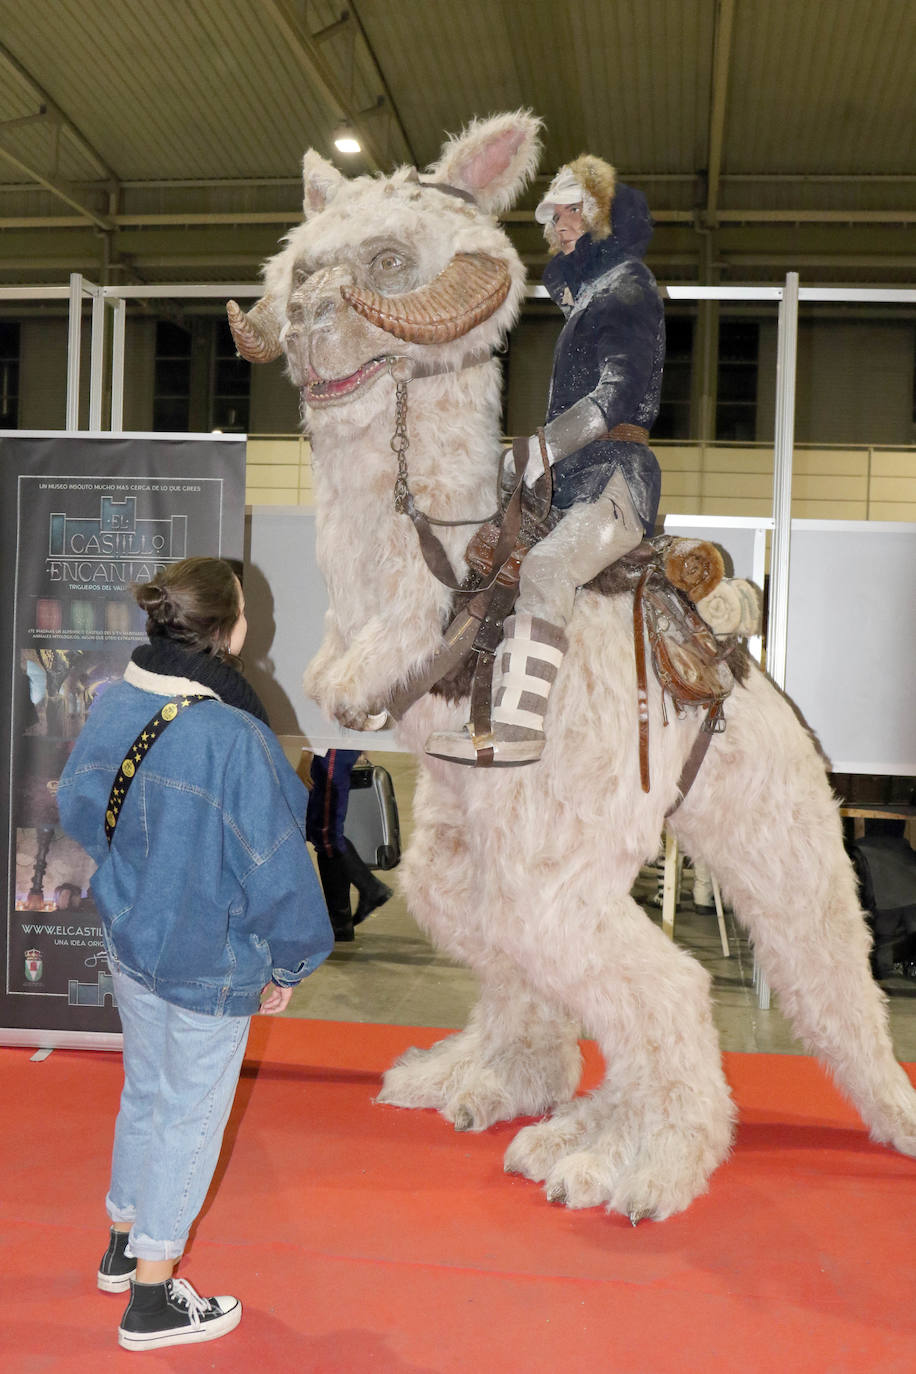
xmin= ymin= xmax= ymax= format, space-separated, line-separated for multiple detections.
xmin=131 ymin=639 xmax=271 ymax=726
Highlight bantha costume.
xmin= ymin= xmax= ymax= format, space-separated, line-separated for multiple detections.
xmin=427 ymin=156 xmax=664 ymax=765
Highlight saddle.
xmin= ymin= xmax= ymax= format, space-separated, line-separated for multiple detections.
xmin=452 ymin=522 xmax=739 ymax=798
xmin=384 ymin=435 xmax=745 ymax=804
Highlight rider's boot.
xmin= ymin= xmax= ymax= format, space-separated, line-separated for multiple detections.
xmin=425 ymin=613 xmax=568 ymax=766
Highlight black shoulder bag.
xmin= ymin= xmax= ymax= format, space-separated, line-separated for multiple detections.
xmin=105 ymin=694 xmax=211 ymax=846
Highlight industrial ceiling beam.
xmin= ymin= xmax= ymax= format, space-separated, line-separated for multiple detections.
xmin=0 ymin=41 xmax=119 ymax=231
xmin=705 ymin=0 xmax=735 ymax=226
xmin=0 ymin=144 xmax=114 ymax=231
xmin=0 ymin=42 xmax=116 ymax=181
xmin=260 ymin=0 xmax=401 ymax=172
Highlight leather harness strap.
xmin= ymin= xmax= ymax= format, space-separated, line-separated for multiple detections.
xmin=666 ymin=710 xmax=722 ymax=819
xmin=383 ymin=594 xmax=488 ymax=722
xmin=634 ymin=567 xmax=728 ymax=810
xmin=382 ymin=435 xmax=533 ymax=725
xmin=633 ymin=571 xmax=652 ymax=793
xmin=403 ymin=433 xmax=527 ymax=593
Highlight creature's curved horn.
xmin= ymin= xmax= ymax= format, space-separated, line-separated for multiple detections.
xmin=341 ymin=253 xmax=511 ymax=345
xmin=226 ymin=297 xmax=283 ymax=364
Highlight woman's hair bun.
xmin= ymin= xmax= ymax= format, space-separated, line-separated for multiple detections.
xmin=133 ymin=558 xmax=241 ymax=657
xmin=134 ymin=582 xmax=171 ymax=619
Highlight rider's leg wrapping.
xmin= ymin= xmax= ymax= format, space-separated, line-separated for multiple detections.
xmin=425 ymin=469 xmax=644 ymax=766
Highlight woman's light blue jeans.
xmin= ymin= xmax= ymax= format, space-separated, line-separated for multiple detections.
xmin=106 ymin=968 xmax=251 ymax=1262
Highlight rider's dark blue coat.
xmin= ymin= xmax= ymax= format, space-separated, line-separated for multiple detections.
xmin=542 ymin=183 xmax=664 ymax=531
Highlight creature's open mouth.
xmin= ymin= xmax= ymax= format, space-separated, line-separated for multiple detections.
xmin=305 ymin=356 xmax=391 ymax=406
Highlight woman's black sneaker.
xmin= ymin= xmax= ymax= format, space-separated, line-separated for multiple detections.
xmin=117 ymin=1276 xmax=241 ymax=1351
xmin=97 ymin=1227 xmax=136 ymax=1293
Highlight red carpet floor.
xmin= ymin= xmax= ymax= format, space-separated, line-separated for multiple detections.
xmin=3 ymin=1017 xmax=916 ymax=1373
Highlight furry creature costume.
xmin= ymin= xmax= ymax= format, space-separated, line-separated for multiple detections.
xmin=227 ymin=112 xmax=916 ymax=1222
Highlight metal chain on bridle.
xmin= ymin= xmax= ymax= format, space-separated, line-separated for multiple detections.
xmin=390 ymin=377 xmax=495 ymax=529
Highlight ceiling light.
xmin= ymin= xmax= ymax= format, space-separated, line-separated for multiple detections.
xmin=333 ymin=122 xmax=361 ymax=154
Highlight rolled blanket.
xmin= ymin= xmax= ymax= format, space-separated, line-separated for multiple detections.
xmin=695 ymin=578 xmax=762 ymax=637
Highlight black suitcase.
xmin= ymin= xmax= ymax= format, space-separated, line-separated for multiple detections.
xmin=344 ymin=763 xmax=401 ymax=870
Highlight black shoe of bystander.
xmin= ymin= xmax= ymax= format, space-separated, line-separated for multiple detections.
xmin=118 ymin=1276 xmax=241 ymax=1351
xmin=97 ymin=1227 xmax=136 ymax=1294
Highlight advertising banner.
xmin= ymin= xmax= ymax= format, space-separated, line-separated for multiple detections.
xmin=0 ymin=433 xmax=246 ymax=1047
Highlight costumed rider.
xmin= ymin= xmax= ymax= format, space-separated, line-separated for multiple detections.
xmin=427 ymin=155 xmax=665 ymax=766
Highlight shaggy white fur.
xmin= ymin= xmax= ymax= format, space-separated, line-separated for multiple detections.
xmin=238 ymin=111 xmax=916 ymax=1222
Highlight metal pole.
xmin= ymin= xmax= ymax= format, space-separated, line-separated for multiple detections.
xmin=753 ymin=271 xmax=798 ymax=1014
xmin=89 ymin=286 xmax=106 ymax=430
xmin=747 ymin=524 xmax=768 ymax=665
xmin=66 ymin=272 xmax=82 ymax=430
xmin=766 ymin=271 xmax=799 ymax=690
xmin=110 ymin=297 xmax=126 ymax=431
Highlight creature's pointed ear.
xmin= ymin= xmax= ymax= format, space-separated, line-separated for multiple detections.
xmin=428 ymin=110 xmax=542 ymax=215
xmin=302 ymin=150 xmax=345 ymax=218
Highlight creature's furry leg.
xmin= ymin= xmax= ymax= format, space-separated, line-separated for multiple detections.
xmin=505 ymin=892 xmax=736 ymax=1222
xmin=377 ymin=975 xmax=583 ymax=1130
xmin=672 ymin=667 xmax=916 ymax=1156
xmin=377 ymin=767 xmax=582 ymax=1130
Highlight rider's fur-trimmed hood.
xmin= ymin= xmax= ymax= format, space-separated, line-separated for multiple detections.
xmin=542 ymin=156 xmax=654 ymax=266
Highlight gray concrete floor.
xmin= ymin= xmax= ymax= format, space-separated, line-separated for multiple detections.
xmin=285 ymin=751 xmax=916 ymax=1061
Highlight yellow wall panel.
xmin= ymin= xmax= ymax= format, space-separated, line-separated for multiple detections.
xmin=702 ymin=450 xmax=774 ymax=475
xmin=791 ymin=499 xmax=868 ymax=519
xmin=652 ymin=444 xmax=702 ymax=470
xmin=244 ymin=487 xmax=300 ymax=507
xmin=869 ymin=502 xmax=916 ymax=522
xmin=246 ymin=438 xmax=302 ymax=466
xmin=242 ymin=439 xmax=916 ymax=521
xmin=245 ymin=465 xmax=299 ymax=490
xmin=869 ymin=476 xmax=916 ymax=502
xmin=704 ymin=472 xmax=774 ymax=499
xmin=871 ymin=451 xmax=916 ymax=478
xmin=793 ymin=450 xmax=868 ymax=477
xmin=792 ymin=474 xmax=867 ymax=501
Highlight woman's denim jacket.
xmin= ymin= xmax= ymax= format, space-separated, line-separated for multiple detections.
xmin=57 ymin=662 xmax=333 ymax=1016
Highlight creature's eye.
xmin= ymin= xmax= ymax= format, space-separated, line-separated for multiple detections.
xmin=368 ymin=247 xmax=415 ymax=293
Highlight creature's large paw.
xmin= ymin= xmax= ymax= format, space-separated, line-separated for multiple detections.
xmin=507 ymin=1108 xmax=734 ymax=1223
xmin=503 ymin=1101 xmax=594 ymax=1181
xmin=334 ymin=702 xmax=387 ymax=732
xmin=376 ymin=1032 xmax=580 ymax=1132
xmin=442 ymin=1067 xmax=529 ymax=1133
xmin=302 ymin=641 xmax=342 ymax=706
xmin=303 ymin=642 xmax=382 ymax=730
xmin=864 ymin=1071 xmax=916 ymax=1158
xmin=302 ymin=659 xmax=327 ymax=704
xmin=376 ymin=1039 xmax=472 ymax=1114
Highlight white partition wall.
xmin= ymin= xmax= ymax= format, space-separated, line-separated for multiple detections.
xmin=784 ymin=521 xmax=916 ymax=774
xmin=244 ymin=506 xmax=398 ymax=751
